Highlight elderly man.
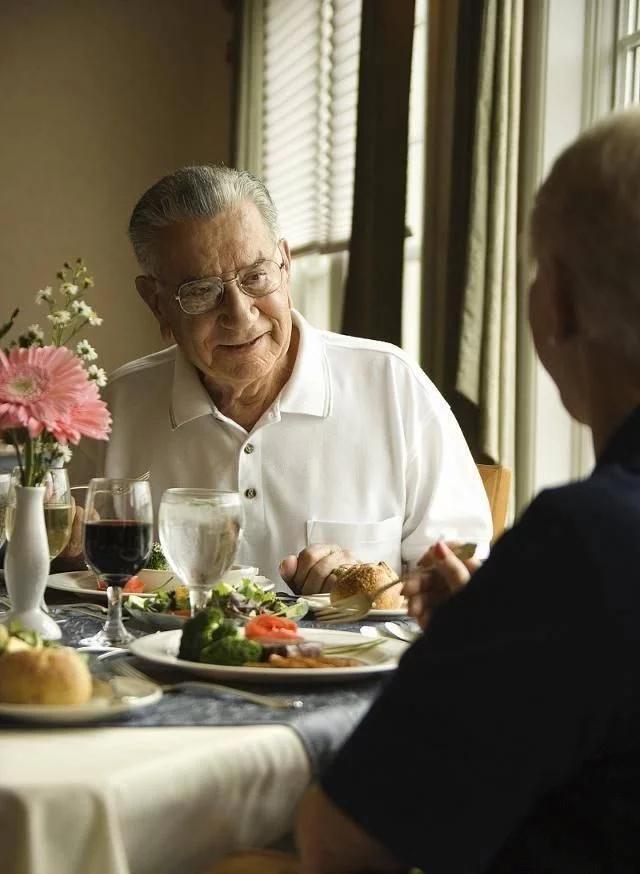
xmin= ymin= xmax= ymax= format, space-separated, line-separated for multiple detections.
xmin=71 ymin=165 xmax=491 ymax=591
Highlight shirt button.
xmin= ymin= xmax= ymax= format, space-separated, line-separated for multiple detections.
xmin=244 ymin=443 xmax=254 ymax=454
xmin=244 ymin=487 xmax=257 ymax=499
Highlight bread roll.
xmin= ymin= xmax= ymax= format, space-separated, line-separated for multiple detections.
xmin=330 ymin=561 xmax=403 ymax=609
xmin=0 ymin=646 xmax=92 ymax=705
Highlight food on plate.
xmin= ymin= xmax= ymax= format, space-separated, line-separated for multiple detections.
xmin=247 ymin=654 xmax=362 ymax=669
xmin=97 ymin=576 xmax=145 ymax=593
xmin=244 ymin=615 xmax=302 ymax=641
xmin=177 ymin=608 xmax=364 ymax=669
xmin=130 ymin=578 xmax=308 ymax=621
xmin=0 ymin=626 xmax=92 ymax=705
xmin=331 ymin=561 xmax=403 ymax=610
xmin=145 ymin=541 xmax=169 ymax=570
xmin=201 ymin=635 xmax=263 ymax=666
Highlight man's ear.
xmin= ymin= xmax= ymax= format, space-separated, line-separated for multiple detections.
xmin=135 ymin=276 xmax=174 ymax=342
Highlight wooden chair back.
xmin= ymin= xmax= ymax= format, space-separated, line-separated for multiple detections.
xmin=477 ymin=463 xmax=511 ymax=541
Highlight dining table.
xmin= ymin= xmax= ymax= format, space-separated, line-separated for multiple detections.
xmin=0 ymin=586 xmax=412 ymax=874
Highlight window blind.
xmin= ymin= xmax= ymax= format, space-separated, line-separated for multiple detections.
xmin=262 ymin=0 xmax=362 ymax=252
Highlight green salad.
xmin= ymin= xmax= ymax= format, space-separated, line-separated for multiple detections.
xmin=145 ymin=541 xmax=169 ymax=570
xmin=128 ymin=577 xmax=308 ymax=621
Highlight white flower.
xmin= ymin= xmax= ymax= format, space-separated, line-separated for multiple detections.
xmin=70 ymin=299 xmax=92 ymax=317
xmin=88 ymin=313 xmax=103 ymax=327
xmin=36 ymin=286 xmax=53 ymax=305
xmin=27 ymin=324 xmax=44 ymax=342
xmin=61 ymin=282 xmax=79 ymax=297
xmin=53 ymin=444 xmax=73 ymax=464
xmin=76 ymin=339 xmax=98 ymax=361
xmin=47 ymin=310 xmax=71 ymax=327
xmin=87 ymin=365 xmax=107 ymax=387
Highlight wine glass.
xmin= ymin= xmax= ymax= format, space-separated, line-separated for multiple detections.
xmin=159 ymin=489 xmax=243 ymax=616
xmin=7 ymin=468 xmax=73 ymax=560
xmin=0 ymin=473 xmax=12 ymax=552
xmin=80 ymin=478 xmax=153 ymax=646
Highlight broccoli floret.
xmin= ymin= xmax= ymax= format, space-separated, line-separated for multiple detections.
xmin=178 ymin=607 xmax=225 ymax=662
xmin=200 ymin=636 xmax=263 ymax=666
xmin=146 ymin=541 xmax=169 ymax=571
xmin=209 ymin=619 xmax=238 ymax=642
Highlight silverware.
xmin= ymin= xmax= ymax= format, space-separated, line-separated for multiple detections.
xmin=384 ymin=621 xmax=420 ymax=644
xmin=314 ymin=578 xmax=402 ymax=623
xmin=112 ymin=660 xmax=304 ymax=710
xmin=359 ymin=623 xmax=418 ymax=645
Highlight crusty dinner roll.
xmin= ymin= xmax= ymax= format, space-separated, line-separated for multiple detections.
xmin=330 ymin=561 xmax=404 ymax=609
xmin=0 ymin=646 xmax=92 ymax=705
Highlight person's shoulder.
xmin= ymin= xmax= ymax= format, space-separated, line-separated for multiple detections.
xmin=318 ymin=328 xmax=443 ymax=398
xmin=108 ymin=346 xmax=176 ymax=388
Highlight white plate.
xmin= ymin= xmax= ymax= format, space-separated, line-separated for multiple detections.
xmin=0 ymin=676 xmax=162 ymax=724
xmin=130 ymin=628 xmax=405 ymax=684
xmin=303 ymin=593 xmax=408 ymax=620
xmin=46 ymin=567 xmax=268 ymax=601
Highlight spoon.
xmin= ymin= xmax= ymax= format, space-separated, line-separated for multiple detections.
xmin=384 ymin=621 xmax=420 ymax=643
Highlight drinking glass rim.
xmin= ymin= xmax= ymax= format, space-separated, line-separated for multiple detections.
xmin=161 ymin=488 xmax=241 ymax=500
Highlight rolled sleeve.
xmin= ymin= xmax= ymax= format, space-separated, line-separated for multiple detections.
xmin=401 ymin=403 xmax=493 ymax=567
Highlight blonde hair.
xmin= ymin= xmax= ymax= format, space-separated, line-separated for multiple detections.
xmin=531 ymin=109 xmax=640 ymax=363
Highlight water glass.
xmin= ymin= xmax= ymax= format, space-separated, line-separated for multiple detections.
xmin=159 ymin=489 xmax=243 ymax=616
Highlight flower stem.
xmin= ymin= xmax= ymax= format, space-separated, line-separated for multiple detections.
xmin=24 ymin=437 xmax=34 ymax=487
xmin=7 ymin=431 xmax=24 ymax=485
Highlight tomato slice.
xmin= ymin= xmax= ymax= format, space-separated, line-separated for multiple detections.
xmin=245 ymin=615 xmax=301 ymax=641
xmin=97 ymin=576 xmax=144 ymax=593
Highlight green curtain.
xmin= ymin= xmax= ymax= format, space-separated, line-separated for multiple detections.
xmin=455 ymin=0 xmax=524 ymax=469
xmin=341 ymin=0 xmax=415 ymax=345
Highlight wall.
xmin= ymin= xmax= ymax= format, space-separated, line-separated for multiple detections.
xmin=0 ymin=0 xmax=233 ymax=374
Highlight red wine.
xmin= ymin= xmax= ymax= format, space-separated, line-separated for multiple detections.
xmin=84 ymin=520 xmax=152 ymax=586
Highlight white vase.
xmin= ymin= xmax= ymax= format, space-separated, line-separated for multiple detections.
xmin=3 ymin=485 xmax=61 ymax=640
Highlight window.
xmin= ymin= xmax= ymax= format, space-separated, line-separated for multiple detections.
xmin=615 ymin=0 xmax=640 ymax=105
xmin=262 ymin=0 xmax=362 ymax=254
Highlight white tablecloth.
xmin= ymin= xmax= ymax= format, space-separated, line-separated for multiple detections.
xmin=0 ymin=725 xmax=311 ymax=874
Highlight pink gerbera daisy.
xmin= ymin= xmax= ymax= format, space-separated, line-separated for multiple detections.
xmin=49 ymin=381 xmax=111 ymax=444
xmin=0 ymin=346 xmax=108 ymax=441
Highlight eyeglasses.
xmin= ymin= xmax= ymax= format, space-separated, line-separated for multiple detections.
xmin=157 ymin=247 xmax=286 ymax=316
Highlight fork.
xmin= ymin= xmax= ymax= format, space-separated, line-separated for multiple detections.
xmin=112 ymin=660 xmax=304 ymax=710
xmin=314 ymin=542 xmax=478 ymax=623
xmin=313 ymin=578 xmax=403 ymax=623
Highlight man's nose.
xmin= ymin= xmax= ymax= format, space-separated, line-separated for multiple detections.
xmin=218 ymin=277 xmax=256 ymax=322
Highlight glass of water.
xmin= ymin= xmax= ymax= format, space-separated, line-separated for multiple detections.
xmin=159 ymin=489 xmax=244 ymax=616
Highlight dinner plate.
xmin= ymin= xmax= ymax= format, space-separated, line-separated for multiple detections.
xmin=0 ymin=676 xmax=162 ymax=725
xmin=130 ymin=627 xmax=406 ymax=684
xmin=46 ymin=567 xmax=268 ymax=601
xmin=303 ymin=593 xmax=409 ymax=620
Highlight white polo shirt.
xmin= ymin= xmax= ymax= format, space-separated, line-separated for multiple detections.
xmin=71 ymin=311 xmax=492 ymax=586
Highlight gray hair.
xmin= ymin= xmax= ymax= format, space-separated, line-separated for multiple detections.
xmin=531 ymin=109 xmax=640 ymax=364
xmin=128 ymin=165 xmax=280 ymax=271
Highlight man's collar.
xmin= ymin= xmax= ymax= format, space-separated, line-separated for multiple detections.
xmin=277 ymin=310 xmax=331 ymax=418
xmin=170 ymin=346 xmax=216 ymax=429
xmin=169 ymin=309 xmax=330 ymax=430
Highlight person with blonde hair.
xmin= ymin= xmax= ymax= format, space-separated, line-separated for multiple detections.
xmin=296 ymin=110 xmax=640 ymax=872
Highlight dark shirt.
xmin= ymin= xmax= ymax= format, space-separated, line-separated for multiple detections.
xmin=322 ymin=408 xmax=640 ymax=873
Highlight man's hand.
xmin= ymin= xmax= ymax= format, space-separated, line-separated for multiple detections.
xmin=279 ymin=544 xmax=358 ymax=595
xmin=402 ymin=541 xmax=480 ymax=629
xmin=296 ymin=784 xmax=405 ymax=874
